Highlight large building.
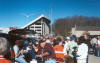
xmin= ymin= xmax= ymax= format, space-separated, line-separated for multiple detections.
xmin=71 ymin=26 xmax=100 ymax=37
xmin=22 ymin=14 xmax=51 ymax=35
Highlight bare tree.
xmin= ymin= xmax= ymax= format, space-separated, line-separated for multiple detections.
xmin=53 ymin=16 xmax=100 ymax=36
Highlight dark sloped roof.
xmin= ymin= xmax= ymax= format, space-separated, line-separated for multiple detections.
xmin=76 ymin=26 xmax=100 ymax=31
xmin=9 ymin=29 xmax=36 ymax=35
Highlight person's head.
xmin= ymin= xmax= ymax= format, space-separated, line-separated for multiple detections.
xmin=39 ymin=39 xmax=46 ymax=48
xmin=97 ymin=36 xmax=100 ymax=40
xmin=78 ymin=36 xmax=85 ymax=45
xmin=65 ymin=56 xmax=74 ymax=63
xmin=52 ymin=38 xmax=57 ymax=46
xmin=56 ymin=37 xmax=62 ymax=45
xmin=0 ymin=37 xmax=9 ymax=55
xmin=47 ymin=37 xmax=49 ymax=39
xmin=15 ymin=40 xmax=24 ymax=48
xmin=83 ymin=34 xmax=88 ymax=40
xmin=66 ymin=37 xmax=70 ymax=42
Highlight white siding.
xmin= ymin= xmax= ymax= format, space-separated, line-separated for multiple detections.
xmin=43 ymin=22 xmax=49 ymax=35
xmin=72 ymin=29 xmax=100 ymax=37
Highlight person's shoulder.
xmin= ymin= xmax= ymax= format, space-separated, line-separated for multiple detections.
xmin=13 ymin=45 xmax=18 ymax=47
xmin=44 ymin=43 xmax=52 ymax=48
xmin=13 ymin=45 xmax=17 ymax=48
xmin=64 ymin=43 xmax=68 ymax=46
xmin=46 ymin=43 xmax=51 ymax=46
xmin=5 ymin=59 xmax=11 ymax=63
xmin=67 ymin=42 xmax=71 ymax=46
xmin=53 ymin=45 xmax=60 ymax=49
xmin=81 ymin=43 xmax=88 ymax=46
xmin=53 ymin=45 xmax=58 ymax=47
xmin=71 ymin=40 xmax=76 ymax=43
xmin=13 ymin=45 xmax=19 ymax=50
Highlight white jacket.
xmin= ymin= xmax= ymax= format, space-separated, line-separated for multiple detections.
xmin=63 ymin=41 xmax=70 ymax=55
xmin=76 ymin=43 xmax=88 ymax=59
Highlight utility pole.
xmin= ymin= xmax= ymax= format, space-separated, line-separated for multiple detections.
xmin=50 ymin=5 xmax=53 ymax=35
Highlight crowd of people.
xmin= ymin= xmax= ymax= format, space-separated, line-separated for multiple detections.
xmin=0 ymin=33 xmax=100 ymax=63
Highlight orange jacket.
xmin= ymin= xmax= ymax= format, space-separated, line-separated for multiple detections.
xmin=53 ymin=45 xmax=64 ymax=59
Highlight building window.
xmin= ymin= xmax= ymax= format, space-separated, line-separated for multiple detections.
xmin=36 ymin=30 xmax=41 ymax=31
xmin=35 ymin=23 xmax=41 ymax=25
xmin=30 ymin=26 xmax=34 ymax=28
xmin=35 ymin=27 xmax=41 ymax=28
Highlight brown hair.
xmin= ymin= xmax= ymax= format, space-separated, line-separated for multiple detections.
xmin=15 ymin=40 xmax=24 ymax=49
xmin=65 ymin=56 xmax=74 ymax=63
xmin=39 ymin=39 xmax=46 ymax=44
